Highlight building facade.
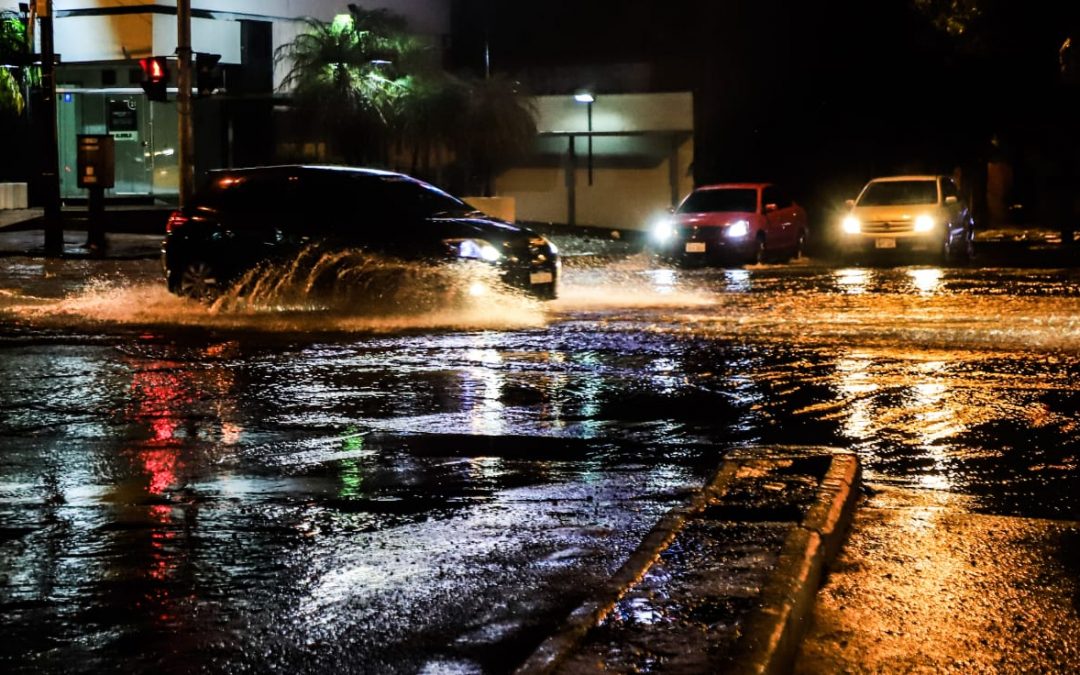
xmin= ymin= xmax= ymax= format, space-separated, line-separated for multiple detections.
xmin=3 ymin=0 xmax=449 ymax=202
xmin=496 ymin=92 xmax=693 ymax=232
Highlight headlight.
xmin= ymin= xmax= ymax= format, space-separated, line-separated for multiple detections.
xmin=914 ymin=215 xmax=935 ymax=232
xmin=842 ymin=216 xmax=861 ymax=234
xmin=652 ymin=218 xmax=676 ymax=243
xmin=726 ymin=220 xmax=750 ymax=238
xmin=445 ymin=238 xmax=501 ymax=262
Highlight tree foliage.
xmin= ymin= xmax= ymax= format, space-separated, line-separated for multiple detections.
xmin=277 ymin=4 xmax=536 ymax=193
xmin=0 ymin=10 xmax=28 ymax=116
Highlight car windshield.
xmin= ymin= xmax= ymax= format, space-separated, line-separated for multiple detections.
xmin=377 ymin=176 xmax=477 ymax=217
xmin=858 ymin=180 xmax=938 ymax=206
xmin=678 ymin=188 xmax=758 ymax=214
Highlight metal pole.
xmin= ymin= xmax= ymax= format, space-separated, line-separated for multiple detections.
xmin=177 ymin=0 xmax=195 ymax=208
xmin=39 ymin=0 xmax=62 ymax=256
xmin=587 ymin=101 xmax=593 ymax=186
xmin=566 ymin=135 xmax=576 ymax=227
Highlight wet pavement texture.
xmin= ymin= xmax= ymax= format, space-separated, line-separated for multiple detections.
xmin=2 ymin=252 xmax=1080 ymax=672
xmin=798 ymin=486 xmax=1080 ymax=673
xmin=557 ymin=456 xmax=831 ymax=674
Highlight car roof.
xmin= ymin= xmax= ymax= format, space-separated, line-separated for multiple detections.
xmin=694 ymin=182 xmax=770 ymax=191
xmin=206 ymin=165 xmax=406 ymax=179
xmin=867 ymin=175 xmax=943 ymax=182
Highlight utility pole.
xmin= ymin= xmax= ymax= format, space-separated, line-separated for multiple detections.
xmin=38 ymin=0 xmax=62 ymax=256
xmin=176 ymin=0 xmax=194 ymax=208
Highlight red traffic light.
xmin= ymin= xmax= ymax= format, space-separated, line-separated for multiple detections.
xmin=139 ymin=56 xmax=168 ymax=82
xmin=139 ymin=57 xmax=170 ymax=102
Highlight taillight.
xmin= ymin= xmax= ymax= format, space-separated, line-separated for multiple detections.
xmin=166 ymin=210 xmax=189 ymax=234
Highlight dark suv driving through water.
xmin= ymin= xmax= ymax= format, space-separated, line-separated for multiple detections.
xmin=161 ymin=165 xmax=560 ymax=300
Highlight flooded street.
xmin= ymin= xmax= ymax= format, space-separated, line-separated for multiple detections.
xmin=2 ymin=254 xmax=1079 ymax=672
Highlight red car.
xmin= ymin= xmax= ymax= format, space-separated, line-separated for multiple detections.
xmin=651 ymin=182 xmax=809 ymax=264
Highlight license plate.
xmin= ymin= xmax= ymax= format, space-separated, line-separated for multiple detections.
xmin=530 ymin=271 xmax=554 ymax=285
xmin=685 ymin=242 xmax=707 ymax=253
xmin=875 ymin=238 xmax=897 ymax=249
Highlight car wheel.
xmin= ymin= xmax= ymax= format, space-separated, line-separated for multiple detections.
xmin=790 ymin=230 xmax=807 ymax=262
xmin=750 ymin=234 xmax=767 ymax=265
xmin=962 ymin=227 xmax=975 ymax=262
xmin=938 ymin=233 xmax=953 ymax=265
xmin=176 ymin=260 xmax=221 ymax=299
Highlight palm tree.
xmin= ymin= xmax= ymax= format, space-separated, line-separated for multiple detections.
xmin=277 ymin=4 xmax=537 ymax=194
xmin=277 ymin=7 xmax=416 ymax=164
xmin=0 ymin=10 xmax=28 ymax=116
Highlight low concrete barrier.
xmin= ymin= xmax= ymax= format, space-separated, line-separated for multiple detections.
xmin=0 ymin=183 xmax=29 ymax=210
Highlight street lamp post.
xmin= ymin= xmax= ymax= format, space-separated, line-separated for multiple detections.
xmin=574 ymin=92 xmax=594 ymax=186
xmin=38 ymin=0 xmax=62 ymax=256
xmin=177 ymin=0 xmax=194 ymax=208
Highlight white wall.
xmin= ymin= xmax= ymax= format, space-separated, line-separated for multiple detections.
xmin=496 ymin=136 xmax=694 ymax=232
xmin=18 ymin=1 xmax=450 ymax=89
xmin=48 ymin=1 xmax=449 ymax=35
xmin=534 ymin=92 xmax=694 ymax=134
xmin=495 ymin=93 xmax=695 ymax=231
xmin=53 ymin=14 xmax=241 ymax=62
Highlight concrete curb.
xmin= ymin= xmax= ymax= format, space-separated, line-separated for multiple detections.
xmin=730 ymin=453 xmax=861 ymax=675
xmin=515 ymin=450 xmax=861 ymax=675
xmin=515 ymin=461 xmax=742 ymax=675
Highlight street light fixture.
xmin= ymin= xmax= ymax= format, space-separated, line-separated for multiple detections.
xmin=574 ymin=91 xmax=594 ymax=185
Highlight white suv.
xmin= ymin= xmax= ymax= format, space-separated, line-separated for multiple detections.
xmin=839 ymin=175 xmax=974 ymax=262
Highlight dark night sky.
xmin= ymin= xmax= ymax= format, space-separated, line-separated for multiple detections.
xmin=451 ymin=0 xmax=1080 ymax=217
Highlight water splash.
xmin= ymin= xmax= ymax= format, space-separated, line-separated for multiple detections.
xmin=4 ymin=250 xmax=547 ymax=333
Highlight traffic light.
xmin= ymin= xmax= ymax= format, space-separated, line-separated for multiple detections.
xmin=139 ymin=56 xmax=170 ymax=102
xmin=196 ymin=53 xmax=223 ymax=96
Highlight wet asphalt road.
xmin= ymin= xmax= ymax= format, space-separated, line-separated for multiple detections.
xmin=1 ymin=252 xmax=1079 ymax=672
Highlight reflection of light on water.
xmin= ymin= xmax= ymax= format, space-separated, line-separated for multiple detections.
xmin=648 ymin=357 xmax=680 ymax=395
xmin=836 ymin=353 xmax=877 ymax=440
xmin=835 ymin=268 xmax=870 ymax=294
xmin=467 ymin=456 xmax=505 ymax=483
xmin=724 ymin=269 xmax=752 ymax=292
xmin=908 ymin=360 xmax=964 ymax=492
xmin=908 ymin=268 xmax=943 ymax=294
xmin=141 ymin=449 xmax=179 ymax=495
xmin=462 ymin=347 xmax=506 ymax=435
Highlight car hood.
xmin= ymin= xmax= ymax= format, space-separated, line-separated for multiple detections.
xmin=674 ymin=211 xmax=757 ymax=227
xmin=428 ymin=216 xmax=534 ymax=242
xmin=851 ymin=204 xmax=944 ymax=221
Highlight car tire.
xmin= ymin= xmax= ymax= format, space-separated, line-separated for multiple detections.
xmin=789 ymin=230 xmax=807 ymax=262
xmin=175 ymin=260 xmax=221 ymax=299
xmin=749 ymin=234 xmax=767 ymax=265
xmin=938 ymin=233 xmax=953 ymax=266
xmin=962 ymin=227 xmax=975 ymax=263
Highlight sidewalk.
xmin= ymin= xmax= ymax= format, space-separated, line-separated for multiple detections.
xmin=518 ymin=448 xmax=860 ymax=674
xmin=796 ymin=485 xmax=1080 ymax=673
xmin=0 ymin=227 xmax=162 ymax=259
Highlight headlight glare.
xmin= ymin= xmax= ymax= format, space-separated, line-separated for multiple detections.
xmin=446 ymin=238 xmax=501 ymax=262
xmin=914 ymin=215 xmax=935 ymax=232
xmin=842 ymin=216 xmax=861 ymax=234
xmin=652 ymin=218 xmax=676 ymax=243
xmin=726 ymin=220 xmax=750 ymax=238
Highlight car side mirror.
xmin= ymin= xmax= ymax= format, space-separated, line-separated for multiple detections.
xmin=944 ymin=195 xmax=958 ymax=205
xmin=844 ymin=199 xmax=856 ymax=209
xmin=764 ymin=203 xmax=778 ymax=212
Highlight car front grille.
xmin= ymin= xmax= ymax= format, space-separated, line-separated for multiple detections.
xmin=861 ymin=221 xmax=913 ymax=234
